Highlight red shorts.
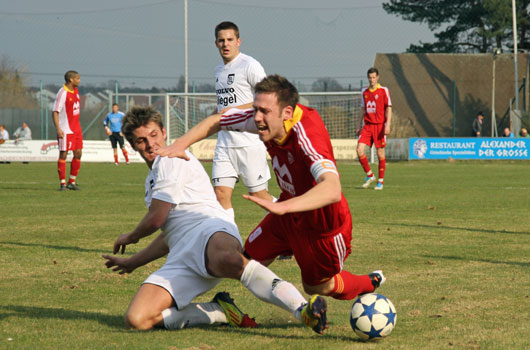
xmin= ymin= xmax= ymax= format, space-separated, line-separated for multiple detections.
xmin=244 ymin=213 xmax=352 ymax=286
xmin=58 ymin=132 xmax=83 ymax=152
xmin=358 ymin=123 xmax=386 ymax=148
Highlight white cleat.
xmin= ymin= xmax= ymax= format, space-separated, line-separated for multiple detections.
xmin=362 ymin=176 xmax=376 ymax=188
xmin=374 ymin=182 xmax=384 ymax=190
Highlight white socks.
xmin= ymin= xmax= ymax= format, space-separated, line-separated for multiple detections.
xmin=162 ymin=303 xmax=226 ymax=330
xmin=240 ymin=260 xmax=306 ymax=320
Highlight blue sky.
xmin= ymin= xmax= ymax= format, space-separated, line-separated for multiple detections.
xmin=0 ymin=0 xmax=435 ymax=89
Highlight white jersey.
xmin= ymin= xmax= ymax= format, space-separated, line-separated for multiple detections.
xmin=145 ymin=151 xmax=235 ymax=249
xmin=214 ymin=52 xmax=266 ymax=147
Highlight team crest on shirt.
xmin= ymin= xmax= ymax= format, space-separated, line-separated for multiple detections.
xmin=375 ymin=94 xmax=379 ymax=100
xmin=227 ymin=74 xmax=235 ymax=85
xmin=287 ymin=152 xmax=295 ymax=164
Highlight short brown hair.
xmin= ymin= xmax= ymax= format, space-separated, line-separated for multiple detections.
xmin=254 ymin=74 xmax=299 ymax=110
xmin=122 ymin=106 xmax=164 ymax=146
xmin=367 ymin=67 xmax=379 ymax=76
xmin=64 ymin=70 xmax=79 ymax=83
xmin=215 ymin=21 xmax=239 ymax=39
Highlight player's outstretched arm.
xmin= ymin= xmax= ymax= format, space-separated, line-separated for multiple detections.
xmin=243 ymin=172 xmax=342 ymax=215
xmin=103 ymin=233 xmax=169 ymax=274
xmin=155 ymin=113 xmax=222 ymax=158
xmin=113 ymin=199 xmax=172 ymax=254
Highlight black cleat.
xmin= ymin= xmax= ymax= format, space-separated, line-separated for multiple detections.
xmin=369 ymin=270 xmax=386 ymax=290
xmin=66 ymin=183 xmax=80 ymax=191
xmin=299 ymin=295 xmax=328 ymax=335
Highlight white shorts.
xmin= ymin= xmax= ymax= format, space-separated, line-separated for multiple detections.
xmin=143 ymin=217 xmax=242 ymax=309
xmin=212 ymin=144 xmax=271 ymax=192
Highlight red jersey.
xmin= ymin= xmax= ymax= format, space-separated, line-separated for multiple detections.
xmin=53 ymin=85 xmax=81 ymax=134
xmin=361 ymin=84 xmax=391 ymax=124
xmin=220 ymin=104 xmax=351 ymax=233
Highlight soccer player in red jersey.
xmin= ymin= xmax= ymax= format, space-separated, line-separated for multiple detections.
xmin=53 ymin=70 xmax=83 ymax=191
xmin=157 ymin=75 xmax=386 ymax=308
xmin=356 ymin=67 xmax=392 ymax=190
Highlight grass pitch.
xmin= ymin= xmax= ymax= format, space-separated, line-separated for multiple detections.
xmin=1 ymin=160 xmax=529 ymax=350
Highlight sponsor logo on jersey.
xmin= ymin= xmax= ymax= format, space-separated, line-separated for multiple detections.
xmin=227 ymin=73 xmax=235 ymax=85
xmin=366 ymin=100 xmax=376 ymax=114
xmin=218 ymin=94 xmax=237 ymax=107
xmin=272 ymin=156 xmax=295 ymax=195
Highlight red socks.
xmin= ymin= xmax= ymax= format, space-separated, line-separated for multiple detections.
xmin=69 ymin=158 xmax=81 ymax=183
xmin=378 ymin=157 xmax=386 ymax=182
xmin=122 ymin=149 xmax=129 ymax=162
xmin=58 ymin=159 xmax=66 ymax=184
xmin=331 ymin=270 xmax=374 ymax=300
xmin=114 ymin=154 xmax=119 ymax=164
xmin=358 ymin=154 xmax=372 ymax=175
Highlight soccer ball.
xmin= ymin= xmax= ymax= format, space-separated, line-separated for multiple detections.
xmin=350 ymin=293 xmax=397 ymax=340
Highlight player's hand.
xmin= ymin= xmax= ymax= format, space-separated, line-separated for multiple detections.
xmin=154 ymin=138 xmax=190 ymax=160
xmin=102 ymin=254 xmax=135 ymax=274
xmin=56 ymin=128 xmax=64 ymax=139
xmin=113 ymin=233 xmax=139 ymax=254
xmin=355 ymin=128 xmax=361 ymax=136
xmin=243 ymin=195 xmax=288 ymax=215
xmin=105 ymin=127 xmax=112 ymax=136
xmin=384 ymin=125 xmax=391 ymax=135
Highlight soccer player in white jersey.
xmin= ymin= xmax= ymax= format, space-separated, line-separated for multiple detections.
xmin=102 ymin=106 xmax=328 ymax=334
xmin=213 ymin=21 xmax=274 ymax=218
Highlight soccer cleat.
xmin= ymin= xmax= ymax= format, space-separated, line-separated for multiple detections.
xmin=66 ymin=182 xmax=80 ymax=191
xmin=212 ymin=292 xmax=258 ymax=328
xmin=369 ymin=270 xmax=386 ymax=290
xmin=299 ymin=295 xmax=328 ymax=335
xmin=59 ymin=184 xmax=67 ymax=191
xmin=114 ymin=162 xmax=119 ymax=166
xmin=361 ymin=175 xmax=376 ymax=188
xmin=374 ymin=182 xmax=384 ymax=190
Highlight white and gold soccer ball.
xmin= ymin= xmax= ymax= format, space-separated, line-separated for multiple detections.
xmin=350 ymin=293 xmax=397 ymax=340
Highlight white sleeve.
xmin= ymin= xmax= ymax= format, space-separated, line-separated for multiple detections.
xmin=151 ymin=156 xmax=186 ymax=205
xmin=246 ymin=59 xmax=266 ymax=87
xmin=310 ymin=159 xmax=339 ymax=181
xmin=219 ymin=108 xmax=258 ymax=134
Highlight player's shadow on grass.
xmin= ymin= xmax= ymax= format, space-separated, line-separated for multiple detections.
xmin=421 ymin=254 xmax=530 ymax=268
xmin=0 ymin=305 xmax=124 ymax=329
xmin=391 ymin=223 xmax=529 ymax=235
xmin=197 ymin=323 xmax=361 ymax=342
xmin=0 ymin=241 xmax=106 ymax=254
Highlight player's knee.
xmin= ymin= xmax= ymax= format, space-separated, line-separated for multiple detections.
xmin=125 ymin=312 xmax=154 ymax=330
xmin=303 ymin=280 xmax=334 ymax=296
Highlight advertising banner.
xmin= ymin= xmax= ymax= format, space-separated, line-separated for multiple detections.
xmin=0 ymin=140 xmax=143 ymax=163
xmin=409 ymin=138 xmax=530 ymax=160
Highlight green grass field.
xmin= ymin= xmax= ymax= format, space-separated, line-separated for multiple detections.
xmin=1 ymin=160 xmax=529 ymax=350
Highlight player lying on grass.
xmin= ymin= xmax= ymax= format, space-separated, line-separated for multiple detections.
xmin=156 ymin=75 xmax=386 ymax=307
xmin=102 ymin=106 xmax=327 ymax=334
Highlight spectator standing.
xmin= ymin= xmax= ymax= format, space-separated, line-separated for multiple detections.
xmin=104 ymin=103 xmax=129 ymax=165
xmin=502 ymin=128 xmax=514 ymax=138
xmin=472 ymin=111 xmax=484 ymax=137
xmin=53 ymin=70 xmax=83 ymax=191
xmin=519 ymin=128 xmax=529 ymax=138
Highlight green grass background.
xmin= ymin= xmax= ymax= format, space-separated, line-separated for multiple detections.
xmin=1 ymin=160 xmax=529 ymax=350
